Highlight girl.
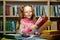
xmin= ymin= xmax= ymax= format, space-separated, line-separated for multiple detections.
xmin=17 ymin=5 xmax=51 ymax=35
xmin=17 ymin=5 xmax=38 ymax=35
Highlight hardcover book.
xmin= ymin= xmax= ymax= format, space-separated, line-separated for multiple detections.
xmin=35 ymin=16 xmax=48 ymax=29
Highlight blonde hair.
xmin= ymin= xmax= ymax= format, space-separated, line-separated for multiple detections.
xmin=18 ymin=5 xmax=36 ymax=24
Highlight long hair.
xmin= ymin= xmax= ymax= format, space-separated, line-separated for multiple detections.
xmin=17 ymin=5 xmax=36 ymax=30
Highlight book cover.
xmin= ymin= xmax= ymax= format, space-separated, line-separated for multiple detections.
xmin=35 ymin=17 xmax=48 ymax=29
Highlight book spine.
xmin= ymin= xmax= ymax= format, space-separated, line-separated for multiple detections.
xmin=10 ymin=6 xmax=13 ymax=16
xmin=11 ymin=21 xmax=15 ymax=32
xmin=6 ymin=21 xmax=11 ymax=31
xmin=5 ymin=5 xmax=10 ymax=16
xmin=0 ymin=21 xmax=3 ymax=31
xmin=44 ymin=5 xmax=48 ymax=17
xmin=58 ymin=5 xmax=60 ymax=16
xmin=57 ymin=21 xmax=60 ymax=30
xmin=40 ymin=5 xmax=43 ymax=16
xmin=50 ymin=5 xmax=54 ymax=17
xmin=13 ymin=5 xmax=18 ymax=16
xmin=36 ymin=5 xmax=39 ymax=16
xmin=38 ymin=5 xmax=40 ymax=16
xmin=54 ymin=5 xmax=59 ymax=16
xmin=0 ymin=3 xmax=3 ymax=15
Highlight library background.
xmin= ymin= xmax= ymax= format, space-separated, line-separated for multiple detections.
xmin=0 ymin=0 xmax=60 ymax=40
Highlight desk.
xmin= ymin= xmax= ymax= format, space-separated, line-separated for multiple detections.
xmin=3 ymin=34 xmax=47 ymax=40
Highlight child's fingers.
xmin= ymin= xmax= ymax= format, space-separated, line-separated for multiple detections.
xmin=30 ymin=25 xmax=37 ymax=30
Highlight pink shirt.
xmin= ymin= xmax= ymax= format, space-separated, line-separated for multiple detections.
xmin=21 ymin=18 xmax=34 ymax=28
xmin=20 ymin=18 xmax=34 ymax=34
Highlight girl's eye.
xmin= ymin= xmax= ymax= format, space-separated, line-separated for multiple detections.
xmin=24 ymin=11 xmax=32 ymax=13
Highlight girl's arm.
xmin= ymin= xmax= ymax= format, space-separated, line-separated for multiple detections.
xmin=19 ymin=24 xmax=24 ymax=31
xmin=19 ymin=20 xmax=25 ymax=34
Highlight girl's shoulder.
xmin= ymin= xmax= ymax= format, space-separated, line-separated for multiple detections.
xmin=21 ymin=18 xmax=26 ymax=22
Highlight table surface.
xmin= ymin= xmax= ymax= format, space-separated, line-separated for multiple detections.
xmin=3 ymin=34 xmax=47 ymax=40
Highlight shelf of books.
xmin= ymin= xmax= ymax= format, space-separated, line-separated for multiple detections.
xmin=0 ymin=17 xmax=3 ymax=30
xmin=4 ymin=0 xmax=49 ymax=34
xmin=0 ymin=1 xmax=3 ymax=16
xmin=50 ymin=1 xmax=60 ymax=30
xmin=0 ymin=1 xmax=3 ymax=33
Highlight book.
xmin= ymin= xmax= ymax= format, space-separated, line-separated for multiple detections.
xmin=38 ymin=20 xmax=51 ymax=32
xmin=5 ymin=5 xmax=10 ymax=16
xmin=0 ymin=3 xmax=3 ymax=15
xmin=57 ymin=21 xmax=60 ymax=30
xmin=13 ymin=5 xmax=18 ymax=16
xmin=6 ymin=21 xmax=11 ymax=31
xmin=0 ymin=21 xmax=3 ymax=31
xmin=11 ymin=21 xmax=16 ymax=32
xmin=51 ymin=21 xmax=57 ymax=30
xmin=35 ymin=16 xmax=48 ymax=29
xmin=36 ymin=5 xmax=39 ymax=16
xmin=50 ymin=5 xmax=54 ymax=17
xmin=36 ymin=5 xmax=43 ymax=16
xmin=54 ymin=5 xmax=59 ymax=16
xmin=10 ymin=6 xmax=13 ymax=16
xmin=43 ymin=5 xmax=48 ymax=17
xmin=58 ymin=5 xmax=60 ymax=16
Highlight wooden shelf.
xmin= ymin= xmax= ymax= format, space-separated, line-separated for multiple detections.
xmin=0 ymin=16 xmax=3 ymax=17
xmin=50 ymin=17 xmax=60 ymax=21
xmin=5 ymin=16 xmax=19 ymax=17
xmin=5 ymin=0 xmax=48 ymax=2
xmin=50 ymin=0 xmax=57 ymax=1
xmin=0 ymin=0 xmax=3 ymax=1
xmin=50 ymin=1 xmax=60 ymax=5
xmin=0 ymin=31 xmax=3 ymax=33
xmin=5 ymin=31 xmax=16 ymax=33
xmin=50 ymin=0 xmax=60 ymax=2
xmin=6 ymin=1 xmax=47 ymax=5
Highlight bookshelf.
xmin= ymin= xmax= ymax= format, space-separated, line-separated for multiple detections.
xmin=0 ymin=0 xmax=60 ymax=34
xmin=50 ymin=0 xmax=60 ymax=30
xmin=0 ymin=0 xmax=3 ymax=34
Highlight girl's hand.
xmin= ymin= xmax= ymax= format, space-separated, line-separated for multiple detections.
xmin=31 ymin=25 xmax=37 ymax=30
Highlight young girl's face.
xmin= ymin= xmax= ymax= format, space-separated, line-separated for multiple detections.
xmin=24 ymin=6 xmax=32 ymax=19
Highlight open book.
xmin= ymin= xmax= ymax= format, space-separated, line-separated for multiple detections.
xmin=35 ymin=16 xmax=48 ymax=29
